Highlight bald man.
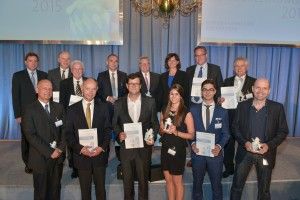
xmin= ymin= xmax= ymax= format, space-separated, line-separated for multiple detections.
xmin=230 ymin=78 xmax=289 ymax=200
xmin=66 ymin=78 xmax=111 ymax=200
xmin=22 ymin=80 xmax=66 ymax=200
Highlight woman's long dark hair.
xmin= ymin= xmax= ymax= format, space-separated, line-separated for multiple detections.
xmin=163 ymin=84 xmax=186 ymax=126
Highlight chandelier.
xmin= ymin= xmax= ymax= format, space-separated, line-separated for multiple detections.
xmin=132 ymin=0 xmax=202 ymax=26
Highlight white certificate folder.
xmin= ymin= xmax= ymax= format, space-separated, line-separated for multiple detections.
xmin=124 ymin=122 xmax=144 ymax=149
xmin=196 ymin=132 xmax=215 ymax=157
xmin=78 ymin=128 xmax=98 ymax=150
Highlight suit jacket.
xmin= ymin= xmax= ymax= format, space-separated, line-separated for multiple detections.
xmin=12 ymin=69 xmax=48 ymax=118
xmin=113 ymin=95 xmax=159 ymax=149
xmin=66 ymin=100 xmax=112 ymax=170
xmin=233 ymin=99 xmax=289 ymax=168
xmin=157 ymin=70 xmax=189 ymax=111
xmin=190 ymin=103 xmax=230 ymax=149
xmin=22 ymin=100 xmax=66 ymax=172
xmin=186 ymin=63 xmax=223 ymax=102
xmin=136 ymin=71 xmax=160 ymax=99
xmin=59 ymin=77 xmax=87 ymax=110
xmin=96 ymin=70 xmax=127 ymax=102
xmin=223 ymin=75 xmax=256 ymax=131
xmin=48 ymin=67 xmax=72 ymax=91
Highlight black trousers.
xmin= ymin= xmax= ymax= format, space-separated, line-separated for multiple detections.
xmin=120 ymin=147 xmax=151 ymax=200
xmin=223 ymin=135 xmax=235 ymax=172
xmin=230 ymin=153 xmax=272 ymax=200
xmin=78 ymin=166 xmax=107 ymax=200
xmin=33 ymin=162 xmax=63 ymax=200
xmin=20 ymin=125 xmax=29 ymax=166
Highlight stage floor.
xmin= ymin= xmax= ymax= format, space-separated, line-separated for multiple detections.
xmin=0 ymin=138 xmax=299 ymax=200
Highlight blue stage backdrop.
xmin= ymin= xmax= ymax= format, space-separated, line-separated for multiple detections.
xmin=0 ymin=1 xmax=299 ymax=139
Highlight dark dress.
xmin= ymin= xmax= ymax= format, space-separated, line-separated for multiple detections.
xmin=161 ymin=110 xmax=188 ymax=175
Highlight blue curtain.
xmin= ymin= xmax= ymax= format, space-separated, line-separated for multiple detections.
xmin=0 ymin=1 xmax=299 ymax=139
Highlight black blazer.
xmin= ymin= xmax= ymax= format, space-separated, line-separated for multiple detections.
xmin=66 ymin=100 xmax=112 ymax=169
xmin=96 ymin=70 xmax=127 ymax=102
xmin=186 ymin=63 xmax=223 ymax=102
xmin=22 ymin=100 xmax=66 ymax=172
xmin=233 ymin=99 xmax=289 ymax=168
xmin=12 ymin=69 xmax=48 ymax=118
xmin=157 ymin=70 xmax=189 ymax=111
xmin=136 ymin=71 xmax=160 ymax=99
xmin=59 ymin=77 xmax=87 ymax=110
xmin=47 ymin=67 xmax=72 ymax=91
xmin=113 ymin=96 xmax=159 ymax=149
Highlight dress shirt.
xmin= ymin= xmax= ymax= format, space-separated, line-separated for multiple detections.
xmin=27 ymin=68 xmax=37 ymax=89
xmin=202 ymin=102 xmax=215 ymax=130
xmin=127 ymin=95 xmax=141 ymax=123
xmin=82 ymin=99 xmax=94 ymax=126
xmin=109 ymin=70 xmax=118 ymax=97
xmin=194 ymin=63 xmax=208 ymax=78
xmin=142 ymin=72 xmax=150 ymax=90
xmin=38 ymin=100 xmax=50 ymax=114
xmin=60 ymin=67 xmax=69 ymax=79
xmin=73 ymin=77 xmax=83 ymax=94
xmin=234 ymin=75 xmax=246 ymax=91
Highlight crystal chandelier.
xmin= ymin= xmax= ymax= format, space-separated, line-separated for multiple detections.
xmin=132 ymin=0 xmax=202 ymax=26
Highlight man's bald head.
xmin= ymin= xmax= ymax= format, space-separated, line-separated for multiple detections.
xmin=82 ymin=78 xmax=98 ymax=102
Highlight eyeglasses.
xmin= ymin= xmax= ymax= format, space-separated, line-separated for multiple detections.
xmin=202 ymin=88 xmax=215 ymax=92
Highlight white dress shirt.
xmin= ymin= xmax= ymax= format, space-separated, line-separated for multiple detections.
xmin=109 ymin=70 xmax=118 ymax=97
xmin=142 ymin=72 xmax=150 ymax=90
xmin=127 ymin=95 xmax=141 ymax=123
xmin=60 ymin=67 xmax=69 ymax=78
xmin=194 ymin=63 xmax=208 ymax=78
xmin=27 ymin=68 xmax=37 ymax=89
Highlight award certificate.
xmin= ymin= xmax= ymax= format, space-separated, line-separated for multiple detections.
xmin=124 ymin=122 xmax=144 ymax=149
xmin=191 ymin=77 xmax=206 ymax=97
xmin=52 ymin=91 xmax=60 ymax=103
xmin=221 ymin=86 xmax=238 ymax=109
xmin=196 ymin=132 xmax=215 ymax=157
xmin=69 ymin=95 xmax=83 ymax=106
xmin=78 ymin=128 xmax=98 ymax=151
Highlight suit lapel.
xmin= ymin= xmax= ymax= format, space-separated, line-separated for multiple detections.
xmin=138 ymin=97 xmax=146 ymax=122
xmin=105 ymin=71 xmax=113 ymax=94
xmin=92 ymin=101 xmax=99 ymax=128
xmin=123 ymin=97 xmax=133 ymax=123
xmin=78 ymin=101 xmax=89 ymax=129
xmin=241 ymin=75 xmax=251 ymax=94
xmin=198 ymin=103 xmax=205 ymax=131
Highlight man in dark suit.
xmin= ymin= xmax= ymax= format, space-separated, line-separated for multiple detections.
xmin=59 ymin=60 xmax=86 ymax=178
xmin=230 ymin=78 xmax=289 ymax=200
xmin=190 ymin=79 xmax=230 ymax=200
xmin=113 ymin=73 xmax=159 ymax=200
xmin=66 ymin=78 xmax=111 ymax=200
xmin=22 ymin=80 xmax=65 ymax=200
xmin=221 ymin=57 xmax=256 ymax=178
xmin=12 ymin=52 xmax=48 ymax=173
xmin=186 ymin=46 xmax=223 ymax=104
xmin=47 ymin=51 xmax=72 ymax=91
xmin=136 ymin=56 xmax=160 ymax=102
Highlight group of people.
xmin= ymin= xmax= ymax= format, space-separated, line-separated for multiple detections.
xmin=11 ymin=46 xmax=289 ymax=200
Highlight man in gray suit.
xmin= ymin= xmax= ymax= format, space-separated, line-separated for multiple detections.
xmin=113 ymin=73 xmax=159 ymax=200
xmin=48 ymin=51 xmax=72 ymax=91
xmin=22 ymin=79 xmax=65 ymax=200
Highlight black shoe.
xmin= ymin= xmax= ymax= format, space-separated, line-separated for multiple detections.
xmin=71 ymin=169 xmax=78 ymax=179
xmin=222 ymin=170 xmax=234 ymax=178
xmin=25 ymin=166 xmax=32 ymax=174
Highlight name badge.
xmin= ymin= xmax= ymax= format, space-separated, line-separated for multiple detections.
xmin=55 ymin=120 xmax=63 ymax=127
xmin=168 ymin=148 xmax=176 ymax=156
xmin=215 ymin=123 xmax=222 ymax=129
xmin=245 ymin=93 xmax=253 ymax=99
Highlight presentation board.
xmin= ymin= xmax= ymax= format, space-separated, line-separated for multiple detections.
xmin=0 ymin=0 xmax=123 ymax=45
xmin=200 ymin=0 xmax=300 ymax=45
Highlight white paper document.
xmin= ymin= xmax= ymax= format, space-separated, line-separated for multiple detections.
xmin=69 ymin=95 xmax=83 ymax=106
xmin=221 ymin=86 xmax=238 ymax=109
xmin=78 ymin=128 xmax=98 ymax=151
xmin=124 ymin=122 xmax=144 ymax=149
xmin=191 ymin=77 xmax=206 ymax=97
xmin=52 ymin=91 xmax=60 ymax=103
xmin=196 ymin=132 xmax=215 ymax=157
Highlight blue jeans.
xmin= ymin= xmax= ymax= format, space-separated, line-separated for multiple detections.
xmin=230 ymin=153 xmax=272 ymax=200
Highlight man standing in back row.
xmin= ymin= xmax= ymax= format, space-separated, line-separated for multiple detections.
xmin=12 ymin=52 xmax=48 ymax=174
xmin=230 ymin=78 xmax=288 ymax=200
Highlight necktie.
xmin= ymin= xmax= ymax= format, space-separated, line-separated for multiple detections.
xmin=144 ymin=73 xmax=149 ymax=91
xmin=111 ymin=72 xmax=116 ymax=97
xmin=62 ymin=70 xmax=66 ymax=80
xmin=205 ymin=105 xmax=211 ymax=130
xmin=75 ymin=80 xmax=82 ymax=96
xmin=45 ymin=104 xmax=50 ymax=116
xmin=198 ymin=66 xmax=203 ymax=78
xmin=31 ymin=72 xmax=36 ymax=89
xmin=86 ymin=103 xmax=91 ymax=128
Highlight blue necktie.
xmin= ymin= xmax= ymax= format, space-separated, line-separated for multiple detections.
xmin=45 ymin=104 xmax=50 ymax=116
